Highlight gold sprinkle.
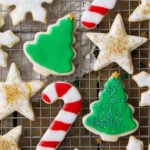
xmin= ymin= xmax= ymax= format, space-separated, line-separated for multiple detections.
xmin=104 ymin=35 xmax=128 ymax=56
xmin=95 ymin=138 xmax=101 ymax=144
xmin=141 ymin=32 xmax=147 ymax=38
xmin=67 ymin=13 xmax=74 ymax=20
xmin=112 ymin=71 xmax=120 ymax=78
xmin=4 ymin=84 xmax=20 ymax=104
xmin=4 ymin=83 xmax=32 ymax=104
xmin=142 ymin=2 xmax=150 ymax=14
xmin=0 ymin=138 xmax=18 ymax=150
xmin=25 ymin=83 xmax=32 ymax=98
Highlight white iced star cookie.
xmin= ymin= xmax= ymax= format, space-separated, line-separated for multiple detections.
xmin=0 ymin=126 xmax=22 ymax=150
xmin=0 ymin=63 xmax=44 ymax=121
xmin=132 ymin=71 xmax=150 ymax=106
xmin=129 ymin=0 xmax=150 ymax=22
xmin=0 ymin=0 xmax=54 ymax=26
xmin=126 ymin=136 xmax=144 ymax=150
xmin=0 ymin=13 xmax=19 ymax=68
xmin=86 ymin=14 xmax=147 ymax=74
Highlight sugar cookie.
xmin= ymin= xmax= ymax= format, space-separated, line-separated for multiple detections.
xmin=37 ymin=81 xmax=82 ymax=150
xmin=0 ymin=0 xmax=54 ymax=25
xmin=127 ymin=136 xmax=144 ymax=150
xmin=83 ymin=72 xmax=138 ymax=142
xmin=24 ymin=13 xmax=76 ymax=77
xmin=86 ymin=14 xmax=147 ymax=74
xmin=0 ymin=12 xmax=19 ymax=68
xmin=0 ymin=126 xmax=22 ymax=150
xmin=0 ymin=63 xmax=44 ymax=121
xmin=132 ymin=71 xmax=150 ymax=106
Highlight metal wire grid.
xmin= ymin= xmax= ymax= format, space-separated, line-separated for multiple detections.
xmin=0 ymin=0 xmax=149 ymax=149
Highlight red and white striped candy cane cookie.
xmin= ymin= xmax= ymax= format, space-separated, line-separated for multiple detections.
xmin=81 ymin=0 xmax=117 ymax=29
xmin=36 ymin=81 xmax=82 ymax=150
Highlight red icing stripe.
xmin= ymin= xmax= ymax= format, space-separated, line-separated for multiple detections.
xmin=55 ymin=82 xmax=72 ymax=97
xmin=81 ymin=21 xmax=96 ymax=29
xmin=39 ymin=141 xmax=59 ymax=148
xmin=88 ymin=5 xmax=109 ymax=15
xmin=63 ymin=100 xmax=82 ymax=114
xmin=42 ymin=93 xmax=51 ymax=104
xmin=50 ymin=120 xmax=71 ymax=131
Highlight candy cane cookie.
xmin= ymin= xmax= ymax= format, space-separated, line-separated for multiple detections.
xmin=36 ymin=81 xmax=82 ymax=150
xmin=81 ymin=0 xmax=117 ymax=29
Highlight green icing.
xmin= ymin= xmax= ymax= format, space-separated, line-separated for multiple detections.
xmin=24 ymin=16 xmax=75 ymax=74
xmin=84 ymin=75 xmax=137 ymax=135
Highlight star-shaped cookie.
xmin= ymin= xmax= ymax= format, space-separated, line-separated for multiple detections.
xmin=132 ymin=71 xmax=150 ymax=106
xmin=0 ymin=12 xmax=19 ymax=68
xmin=0 ymin=125 xmax=22 ymax=150
xmin=0 ymin=63 xmax=44 ymax=121
xmin=129 ymin=0 xmax=150 ymax=22
xmin=87 ymin=14 xmax=147 ymax=74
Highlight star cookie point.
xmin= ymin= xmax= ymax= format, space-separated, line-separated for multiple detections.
xmin=129 ymin=0 xmax=150 ymax=22
xmin=0 ymin=126 xmax=22 ymax=150
xmin=127 ymin=136 xmax=144 ymax=150
xmin=112 ymin=71 xmax=119 ymax=78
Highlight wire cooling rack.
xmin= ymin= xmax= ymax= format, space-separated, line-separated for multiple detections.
xmin=0 ymin=0 xmax=150 ymax=149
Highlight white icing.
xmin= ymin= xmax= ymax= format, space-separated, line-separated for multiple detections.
xmin=126 ymin=136 xmax=144 ymax=150
xmin=132 ymin=71 xmax=150 ymax=87
xmin=55 ymin=110 xmax=77 ymax=124
xmin=81 ymin=0 xmax=117 ymax=29
xmin=1 ymin=126 xmax=22 ymax=150
xmin=0 ymin=31 xmax=19 ymax=67
xmin=92 ymin=0 xmax=117 ymax=9
xmin=0 ymin=31 xmax=19 ymax=48
xmin=43 ymin=83 xmax=57 ymax=103
xmin=36 ymin=146 xmax=55 ymax=150
xmin=0 ymin=0 xmax=54 ymax=25
xmin=0 ymin=63 xmax=44 ymax=121
xmin=86 ymin=14 xmax=147 ymax=74
xmin=81 ymin=11 xmax=103 ymax=24
xmin=41 ymin=130 xmax=66 ymax=141
xmin=37 ymin=82 xmax=82 ymax=149
xmin=62 ymin=86 xmax=81 ymax=103
xmin=141 ymin=91 xmax=150 ymax=106
xmin=4 ymin=126 xmax=22 ymax=143
xmin=132 ymin=71 xmax=150 ymax=106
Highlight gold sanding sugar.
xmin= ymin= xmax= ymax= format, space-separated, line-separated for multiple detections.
xmin=25 ymin=83 xmax=32 ymax=98
xmin=143 ymin=3 xmax=150 ymax=14
xmin=106 ymin=36 xmax=128 ymax=55
xmin=4 ymin=84 xmax=20 ymax=104
xmin=0 ymin=139 xmax=18 ymax=150
xmin=4 ymin=83 xmax=32 ymax=104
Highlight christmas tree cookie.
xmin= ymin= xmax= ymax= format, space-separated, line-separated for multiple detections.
xmin=24 ymin=14 xmax=76 ymax=77
xmin=83 ymin=72 xmax=139 ymax=142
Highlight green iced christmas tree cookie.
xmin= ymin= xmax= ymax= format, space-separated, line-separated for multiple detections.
xmin=83 ymin=72 xmax=139 ymax=142
xmin=24 ymin=14 xmax=76 ymax=76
